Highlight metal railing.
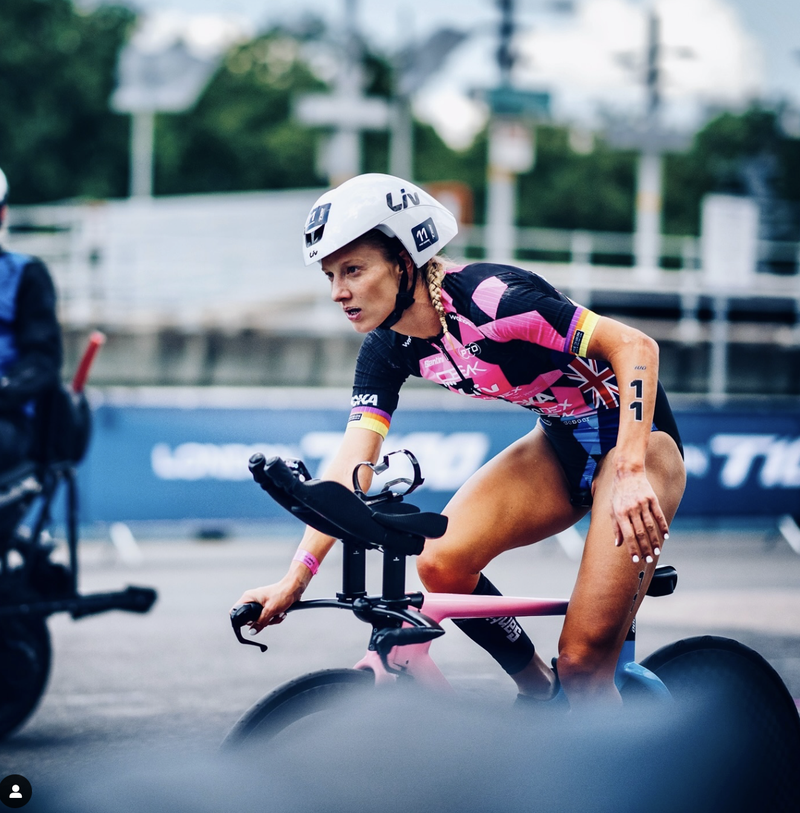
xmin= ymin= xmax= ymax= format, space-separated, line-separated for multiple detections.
xmin=5 ymin=193 xmax=800 ymax=399
xmin=452 ymin=224 xmax=800 ymax=276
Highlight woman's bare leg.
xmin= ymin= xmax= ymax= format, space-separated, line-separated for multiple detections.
xmin=416 ymin=426 xmax=586 ymax=697
xmin=556 ymin=431 xmax=686 ymax=708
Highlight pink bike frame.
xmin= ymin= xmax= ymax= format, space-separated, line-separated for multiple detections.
xmin=354 ymin=594 xmax=570 ymax=688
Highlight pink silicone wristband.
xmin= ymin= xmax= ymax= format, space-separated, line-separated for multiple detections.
xmin=293 ymin=549 xmax=319 ymax=576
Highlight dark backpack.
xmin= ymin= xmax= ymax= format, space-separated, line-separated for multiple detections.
xmin=34 ymin=385 xmax=92 ymax=465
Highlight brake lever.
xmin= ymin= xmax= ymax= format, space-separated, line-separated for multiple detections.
xmin=230 ymin=602 xmax=269 ymax=652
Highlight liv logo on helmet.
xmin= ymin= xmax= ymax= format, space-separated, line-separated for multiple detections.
xmin=385 ymin=189 xmax=420 ymax=212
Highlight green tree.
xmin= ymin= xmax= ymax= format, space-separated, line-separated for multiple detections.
xmin=155 ymin=30 xmax=329 ymax=194
xmin=360 ymin=50 xmax=489 ymax=219
xmin=509 ymin=108 xmax=800 ymax=238
xmin=0 ymin=0 xmax=135 ymax=203
xmin=663 ymin=107 xmax=800 ymax=235
xmin=517 ymin=126 xmax=637 ymax=232
xmin=6 ymin=1 xmax=795 ymax=243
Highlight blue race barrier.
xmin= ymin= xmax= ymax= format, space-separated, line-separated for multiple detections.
xmin=79 ymin=391 xmax=800 ymax=522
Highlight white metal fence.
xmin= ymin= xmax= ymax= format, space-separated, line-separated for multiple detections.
xmin=5 ymin=189 xmax=800 ymax=338
xmin=5 ymin=189 xmax=325 ymax=329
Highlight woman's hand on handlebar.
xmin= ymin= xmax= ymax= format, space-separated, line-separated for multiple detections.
xmin=234 ymin=431 xmax=382 ymax=633
xmin=231 ymin=578 xmax=304 ymax=633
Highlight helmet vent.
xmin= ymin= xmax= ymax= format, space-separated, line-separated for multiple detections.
xmin=304 ymin=202 xmax=331 ymax=247
xmin=305 ymin=225 xmax=326 ymax=247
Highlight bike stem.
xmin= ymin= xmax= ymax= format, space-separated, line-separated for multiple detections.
xmin=337 ymin=534 xmax=410 ymax=603
xmin=330 ymin=532 xmax=442 ymax=674
xmin=382 ymin=547 xmax=407 ymax=601
xmin=338 ymin=539 xmax=367 ymax=600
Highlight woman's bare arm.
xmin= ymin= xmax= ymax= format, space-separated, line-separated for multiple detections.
xmin=232 ymin=427 xmax=384 ymax=630
xmin=586 ymin=316 xmax=669 ymax=561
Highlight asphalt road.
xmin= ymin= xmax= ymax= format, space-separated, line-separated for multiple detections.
xmin=1 ymin=521 xmax=799 ymax=807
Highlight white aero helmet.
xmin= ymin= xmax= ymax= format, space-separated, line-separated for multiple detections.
xmin=302 ymin=173 xmax=458 ymax=268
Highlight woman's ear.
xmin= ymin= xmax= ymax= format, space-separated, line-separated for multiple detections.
xmin=397 ymin=247 xmax=414 ymax=275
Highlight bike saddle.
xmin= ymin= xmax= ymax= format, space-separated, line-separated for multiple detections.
xmin=646 ymin=565 xmax=678 ymax=597
xmin=249 ymin=454 xmax=447 ymax=555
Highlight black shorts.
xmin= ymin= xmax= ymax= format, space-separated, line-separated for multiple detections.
xmin=537 ymin=382 xmax=683 ymax=509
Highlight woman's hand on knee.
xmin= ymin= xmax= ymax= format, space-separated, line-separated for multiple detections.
xmin=609 ymin=471 xmax=669 ymax=564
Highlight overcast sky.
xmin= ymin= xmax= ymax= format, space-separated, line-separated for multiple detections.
xmin=108 ymin=0 xmax=800 ymax=145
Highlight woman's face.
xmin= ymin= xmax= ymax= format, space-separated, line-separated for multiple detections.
xmin=322 ymin=238 xmax=401 ymax=334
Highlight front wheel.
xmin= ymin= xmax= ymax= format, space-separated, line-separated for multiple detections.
xmin=641 ymin=635 xmax=800 ymax=807
xmin=0 ymin=616 xmax=52 ymax=739
xmin=221 ymin=668 xmax=376 ymax=750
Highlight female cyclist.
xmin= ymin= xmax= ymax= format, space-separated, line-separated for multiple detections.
xmin=234 ymin=174 xmax=686 ymax=707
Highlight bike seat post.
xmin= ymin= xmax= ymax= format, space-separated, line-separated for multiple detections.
xmin=381 ymin=548 xmax=407 ymax=602
xmin=614 ymin=619 xmax=637 ymax=687
xmin=338 ymin=536 xmax=368 ymax=601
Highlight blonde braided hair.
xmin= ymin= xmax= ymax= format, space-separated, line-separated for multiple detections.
xmin=422 ymin=255 xmax=458 ymax=338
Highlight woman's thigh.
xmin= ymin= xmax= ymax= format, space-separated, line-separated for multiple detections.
xmin=417 ymin=426 xmax=586 ymax=592
xmin=559 ymin=431 xmax=686 ymax=668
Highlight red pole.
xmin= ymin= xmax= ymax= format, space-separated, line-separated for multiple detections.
xmin=71 ymin=331 xmax=106 ymax=393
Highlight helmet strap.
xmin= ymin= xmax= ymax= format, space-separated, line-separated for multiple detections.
xmin=378 ymin=255 xmax=417 ymax=330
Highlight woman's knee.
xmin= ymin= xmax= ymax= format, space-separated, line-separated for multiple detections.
xmin=557 ymin=640 xmax=617 ymax=689
xmin=645 ymin=432 xmax=687 ymax=516
xmin=416 ymin=548 xmax=478 ymax=594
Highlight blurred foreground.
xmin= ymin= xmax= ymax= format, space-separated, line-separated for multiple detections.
xmin=1 ymin=525 xmax=798 ymax=809
xmin=27 ymin=689 xmax=800 ymax=813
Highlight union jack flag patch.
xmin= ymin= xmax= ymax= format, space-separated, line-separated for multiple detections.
xmin=565 ymin=358 xmax=619 ymax=409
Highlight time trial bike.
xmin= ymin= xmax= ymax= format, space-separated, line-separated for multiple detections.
xmin=225 ymin=450 xmax=800 ymax=795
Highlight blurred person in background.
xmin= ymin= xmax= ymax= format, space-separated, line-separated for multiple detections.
xmin=0 ymin=166 xmax=63 ymax=476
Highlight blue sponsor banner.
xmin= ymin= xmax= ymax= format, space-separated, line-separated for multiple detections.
xmin=77 ymin=390 xmax=800 ymax=523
